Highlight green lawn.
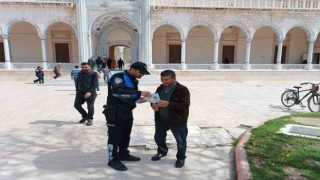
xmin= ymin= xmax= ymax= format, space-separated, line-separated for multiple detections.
xmin=245 ymin=113 xmax=320 ymax=179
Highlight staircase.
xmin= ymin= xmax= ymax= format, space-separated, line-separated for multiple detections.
xmin=39 ymin=70 xmax=161 ymax=86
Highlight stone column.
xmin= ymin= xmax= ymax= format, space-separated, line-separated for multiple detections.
xmin=212 ymin=39 xmax=219 ymax=70
xmin=76 ymin=0 xmax=89 ymax=62
xmin=3 ymin=34 xmax=11 ymax=70
xmin=88 ymin=34 xmax=92 ymax=58
xmin=276 ymin=41 xmax=283 ymax=70
xmin=40 ymin=36 xmax=48 ymax=70
xmin=244 ymin=40 xmax=252 ymax=70
xmin=142 ymin=0 xmax=151 ymax=69
xmin=306 ymin=41 xmax=314 ymax=70
xmin=181 ymin=39 xmax=186 ymax=70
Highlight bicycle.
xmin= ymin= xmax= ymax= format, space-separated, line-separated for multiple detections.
xmin=281 ymin=82 xmax=320 ymax=112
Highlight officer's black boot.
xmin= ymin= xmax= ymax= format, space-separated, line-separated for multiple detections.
xmin=86 ymin=119 xmax=93 ymax=126
xmin=108 ymin=159 xmax=127 ymax=171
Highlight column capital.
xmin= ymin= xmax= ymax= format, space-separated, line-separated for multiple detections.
xmin=2 ymin=33 xmax=9 ymax=39
xmin=181 ymin=38 xmax=187 ymax=42
xmin=213 ymin=38 xmax=220 ymax=43
xmin=39 ymin=34 xmax=47 ymax=40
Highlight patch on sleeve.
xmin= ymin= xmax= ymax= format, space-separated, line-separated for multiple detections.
xmin=114 ymin=77 xmax=123 ymax=84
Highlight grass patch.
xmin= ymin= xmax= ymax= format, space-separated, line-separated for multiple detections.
xmin=245 ymin=114 xmax=320 ymax=179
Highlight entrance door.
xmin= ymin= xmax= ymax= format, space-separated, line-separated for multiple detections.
xmin=169 ymin=45 xmax=181 ymax=63
xmin=55 ymin=43 xmax=70 ymax=63
xmin=313 ymin=53 xmax=320 ymax=64
xmin=274 ymin=46 xmax=287 ymax=64
xmin=109 ymin=46 xmax=116 ymax=69
xmin=222 ymin=46 xmax=235 ymax=64
xmin=0 ymin=42 xmax=4 ymax=62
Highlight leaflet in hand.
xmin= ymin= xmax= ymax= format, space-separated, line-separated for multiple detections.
xmin=144 ymin=93 xmax=161 ymax=103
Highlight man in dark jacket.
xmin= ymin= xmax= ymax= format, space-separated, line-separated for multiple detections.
xmin=74 ymin=62 xmax=98 ymax=126
xmin=151 ymin=70 xmax=190 ymax=168
xmin=104 ymin=62 xmax=152 ymax=171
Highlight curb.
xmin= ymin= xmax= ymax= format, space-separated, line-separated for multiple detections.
xmin=235 ymin=130 xmax=252 ymax=180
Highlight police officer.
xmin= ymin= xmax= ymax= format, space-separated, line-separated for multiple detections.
xmin=104 ymin=62 xmax=152 ymax=171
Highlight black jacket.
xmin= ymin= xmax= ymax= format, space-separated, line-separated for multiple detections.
xmin=76 ymin=71 xmax=98 ymax=94
xmin=107 ymin=70 xmax=141 ymax=110
xmin=154 ymin=82 xmax=190 ymax=128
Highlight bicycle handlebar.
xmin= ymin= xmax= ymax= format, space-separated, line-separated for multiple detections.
xmin=300 ymin=82 xmax=320 ymax=86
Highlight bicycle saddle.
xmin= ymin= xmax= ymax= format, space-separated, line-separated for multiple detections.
xmin=293 ymin=86 xmax=302 ymax=89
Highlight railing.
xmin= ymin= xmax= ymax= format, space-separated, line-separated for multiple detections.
xmin=47 ymin=63 xmax=79 ymax=70
xmin=0 ymin=63 xmax=5 ymax=69
xmin=11 ymin=63 xmax=42 ymax=69
xmin=153 ymin=64 xmax=182 ymax=70
xmin=312 ymin=64 xmax=320 ymax=69
xmin=250 ymin=64 xmax=277 ymax=70
xmin=150 ymin=0 xmax=320 ymax=11
xmin=0 ymin=0 xmax=74 ymax=3
xmin=3 ymin=63 xmax=320 ymax=70
xmin=282 ymin=64 xmax=306 ymax=70
xmin=186 ymin=64 xmax=212 ymax=70
xmin=219 ymin=64 xmax=244 ymax=70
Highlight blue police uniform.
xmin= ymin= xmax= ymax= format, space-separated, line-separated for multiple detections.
xmin=104 ymin=70 xmax=142 ymax=162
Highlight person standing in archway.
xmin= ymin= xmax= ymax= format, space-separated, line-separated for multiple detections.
xmin=117 ymin=58 xmax=124 ymax=70
xmin=107 ymin=57 xmax=112 ymax=69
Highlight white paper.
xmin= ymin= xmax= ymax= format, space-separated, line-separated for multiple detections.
xmin=142 ymin=93 xmax=161 ymax=103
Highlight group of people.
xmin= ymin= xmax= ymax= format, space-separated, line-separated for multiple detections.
xmin=33 ymin=64 xmax=61 ymax=84
xmin=73 ymin=61 xmax=190 ymax=171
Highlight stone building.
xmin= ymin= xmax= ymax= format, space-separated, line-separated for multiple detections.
xmin=0 ymin=0 xmax=320 ymax=71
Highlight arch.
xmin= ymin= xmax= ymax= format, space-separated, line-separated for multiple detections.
xmin=253 ymin=23 xmax=283 ymax=41
xmin=187 ymin=22 xmax=218 ymax=40
xmin=152 ymin=22 xmax=185 ymax=40
xmin=5 ymin=18 xmax=41 ymax=37
xmin=285 ymin=24 xmax=315 ymax=42
xmin=97 ymin=23 xmax=139 ymax=63
xmin=88 ymin=11 xmax=140 ymax=36
xmin=43 ymin=19 xmax=77 ymax=37
xmin=220 ymin=23 xmax=250 ymax=41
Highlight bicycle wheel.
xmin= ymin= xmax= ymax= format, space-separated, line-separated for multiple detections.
xmin=307 ymin=94 xmax=320 ymax=112
xmin=281 ymin=90 xmax=297 ymax=107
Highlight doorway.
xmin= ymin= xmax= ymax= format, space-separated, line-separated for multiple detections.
xmin=0 ymin=42 xmax=4 ymax=62
xmin=222 ymin=46 xmax=235 ymax=64
xmin=274 ymin=46 xmax=287 ymax=64
xmin=313 ymin=53 xmax=320 ymax=64
xmin=55 ymin=43 xmax=70 ymax=63
xmin=169 ymin=45 xmax=181 ymax=63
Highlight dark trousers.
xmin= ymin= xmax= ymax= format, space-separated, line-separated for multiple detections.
xmin=106 ymin=106 xmax=133 ymax=160
xmin=154 ymin=119 xmax=188 ymax=160
xmin=74 ymin=92 xmax=97 ymax=119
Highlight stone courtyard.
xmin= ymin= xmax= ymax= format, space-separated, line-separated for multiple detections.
xmin=0 ymin=78 xmax=313 ymax=180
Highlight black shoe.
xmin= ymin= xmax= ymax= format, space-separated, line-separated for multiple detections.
xmin=79 ymin=118 xmax=87 ymax=124
xmin=175 ymin=159 xmax=185 ymax=168
xmin=33 ymin=80 xmax=37 ymax=84
xmin=86 ymin=119 xmax=93 ymax=126
xmin=119 ymin=154 xmax=141 ymax=161
xmin=108 ymin=160 xmax=127 ymax=171
xmin=151 ymin=153 xmax=167 ymax=161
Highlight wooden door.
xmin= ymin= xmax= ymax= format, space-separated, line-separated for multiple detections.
xmin=109 ymin=46 xmax=116 ymax=69
xmin=274 ymin=46 xmax=287 ymax=64
xmin=0 ymin=42 xmax=4 ymax=62
xmin=169 ymin=45 xmax=181 ymax=63
xmin=222 ymin=46 xmax=235 ymax=64
xmin=55 ymin=43 xmax=70 ymax=63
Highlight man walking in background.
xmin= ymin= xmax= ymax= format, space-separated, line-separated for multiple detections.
xmin=74 ymin=62 xmax=98 ymax=126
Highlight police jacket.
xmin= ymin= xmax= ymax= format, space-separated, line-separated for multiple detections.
xmin=76 ymin=71 xmax=98 ymax=94
xmin=107 ymin=70 xmax=141 ymax=110
xmin=154 ymin=82 xmax=190 ymax=128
